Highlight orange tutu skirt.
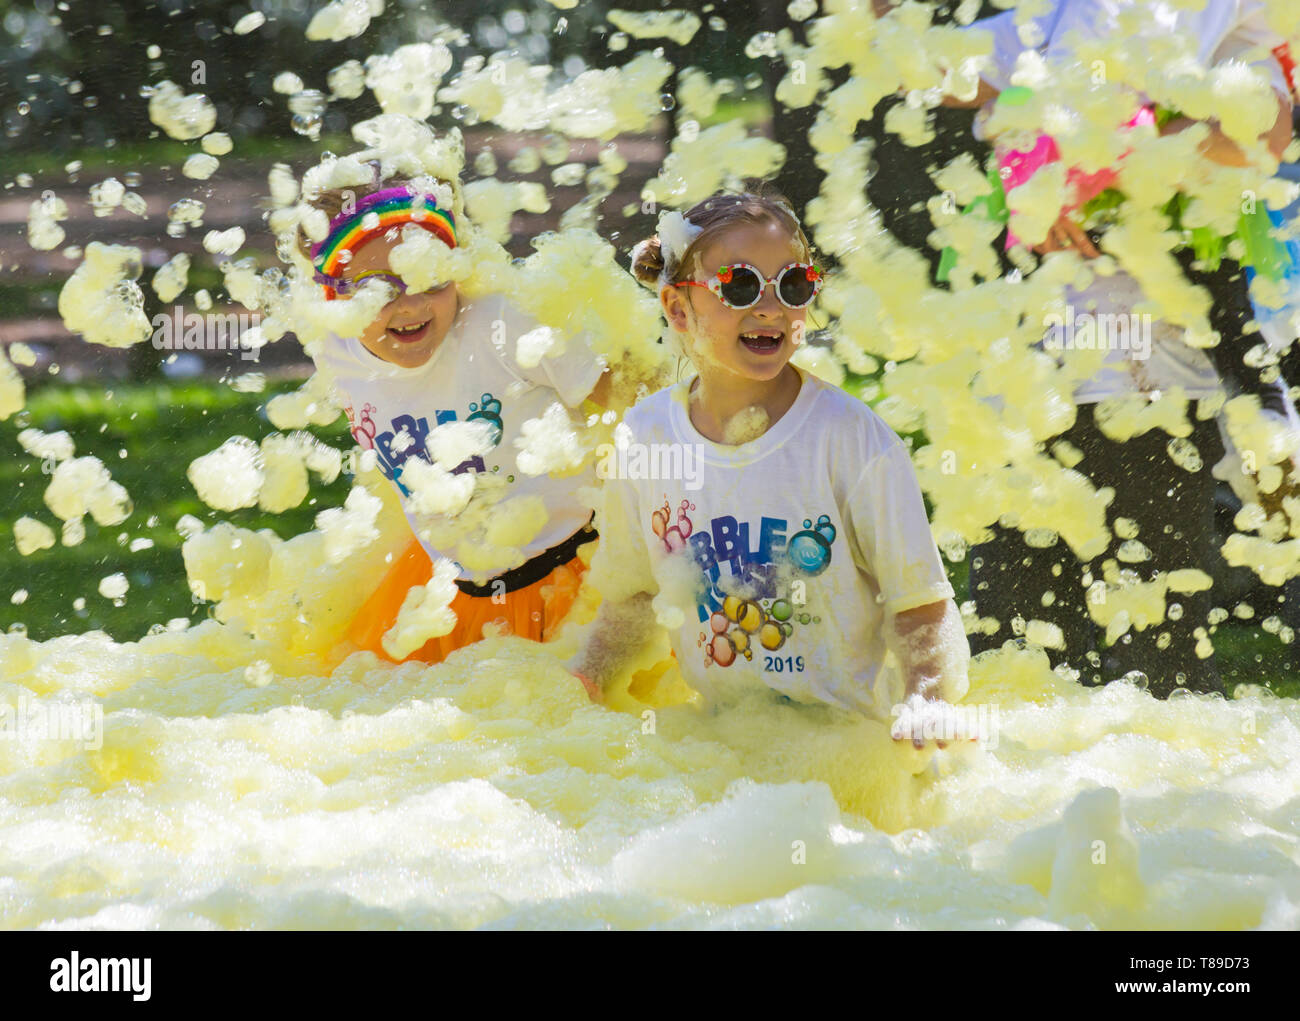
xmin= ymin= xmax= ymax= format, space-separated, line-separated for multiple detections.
xmin=347 ymin=537 xmax=590 ymax=665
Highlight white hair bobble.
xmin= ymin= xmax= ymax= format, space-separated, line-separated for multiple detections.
xmin=656 ymin=210 xmax=703 ymax=284
xmin=629 ymin=211 xmax=702 ymax=289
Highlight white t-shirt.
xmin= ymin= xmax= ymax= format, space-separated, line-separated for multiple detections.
xmin=967 ymin=0 xmax=1290 ymax=402
xmin=594 ymin=367 xmax=955 ymax=718
xmin=308 ymin=291 xmax=604 ymax=580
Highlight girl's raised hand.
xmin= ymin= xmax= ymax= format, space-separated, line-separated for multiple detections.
xmin=1033 ymin=213 xmax=1102 ymax=258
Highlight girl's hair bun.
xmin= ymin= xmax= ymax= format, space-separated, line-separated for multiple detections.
xmin=630 ymin=235 xmax=666 ymax=287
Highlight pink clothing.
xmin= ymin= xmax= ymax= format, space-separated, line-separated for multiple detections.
xmin=1000 ymin=107 xmax=1156 ymax=248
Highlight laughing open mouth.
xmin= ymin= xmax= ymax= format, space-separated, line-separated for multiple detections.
xmin=388 ymin=319 xmax=431 ymax=342
xmin=739 ymin=329 xmax=784 ymax=353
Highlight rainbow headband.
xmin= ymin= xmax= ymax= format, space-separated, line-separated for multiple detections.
xmin=311 ymin=186 xmax=457 ymax=296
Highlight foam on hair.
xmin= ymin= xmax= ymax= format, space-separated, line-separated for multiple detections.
xmin=294 ymin=160 xmax=458 ymax=263
xmin=630 ymin=181 xmax=814 ymax=290
xmin=294 ymin=159 xmax=374 ymax=260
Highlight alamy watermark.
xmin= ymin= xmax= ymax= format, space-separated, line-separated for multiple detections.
xmin=595 ymin=439 xmax=707 ymax=491
xmin=1043 ymin=305 xmax=1151 ymax=361
xmin=0 ymin=696 xmax=103 ymax=750
xmin=890 ymin=698 xmax=999 ymax=748
xmin=50 ymin=952 xmax=150 ymax=1000
xmin=151 ymin=306 xmax=262 ymax=361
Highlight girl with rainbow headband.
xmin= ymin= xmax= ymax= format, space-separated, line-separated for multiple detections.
xmin=311 ymin=186 xmax=458 ymax=302
xmin=568 ymin=187 xmax=971 ymax=743
xmin=297 ymin=164 xmax=612 ymax=681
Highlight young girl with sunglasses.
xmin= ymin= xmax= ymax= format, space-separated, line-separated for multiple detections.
xmin=296 ymin=162 xmax=612 ymax=670
xmin=569 ymin=189 xmax=970 ymax=740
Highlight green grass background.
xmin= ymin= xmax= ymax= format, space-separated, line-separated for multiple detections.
xmin=0 ymin=378 xmax=351 ymax=642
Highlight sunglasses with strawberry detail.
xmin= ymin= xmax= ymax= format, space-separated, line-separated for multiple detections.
xmin=675 ymin=261 xmax=822 ymax=310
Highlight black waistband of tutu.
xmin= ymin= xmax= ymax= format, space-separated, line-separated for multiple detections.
xmin=454 ymin=515 xmax=598 ymax=597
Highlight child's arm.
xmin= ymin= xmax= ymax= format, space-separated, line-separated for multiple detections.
xmin=938 ymin=79 xmax=1000 ymax=110
xmin=583 ymin=360 xmax=672 ymax=414
xmin=1159 ymin=89 xmax=1292 ymax=167
xmin=586 ymin=369 xmax=613 ymax=410
xmin=888 ymin=598 xmax=971 ymax=749
xmin=892 ymin=598 xmax=970 ymax=700
xmin=520 ymin=342 xmax=644 ymax=417
xmin=870 ymin=0 xmax=1002 ymax=109
xmin=566 ymin=591 xmax=658 ymax=701
xmin=497 ymin=297 xmax=667 ymax=416
xmin=564 ymin=441 xmax=661 ymax=701
xmin=843 ymin=432 xmax=970 ymax=742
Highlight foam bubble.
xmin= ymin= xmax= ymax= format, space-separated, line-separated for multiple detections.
xmin=382 ymin=558 xmax=460 ymax=660
xmin=0 ymin=348 xmax=22 ymax=420
xmin=17 ymin=427 xmax=74 ymax=463
xmin=187 ymin=437 xmax=264 ymax=512
xmin=27 ymin=192 xmax=68 ymax=251
xmin=203 ymin=228 xmax=245 ymax=256
xmin=98 ymin=573 xmax=129 ymax=600
xmin=515 ymin=402 xmax=591 ymax=476
xmin=44 ymin=456 xmax=132 ymax=526
xmin=147 ymin=81 xmax=217 ymax=141
xmin=13 ymin=517 xmax=56 ymax=556
xmin=233 ymin=12 xmax=265 ymax=35
xmin=365 ymin=42 xmax=453 ymax=120
xmin=605 ymin=10 xmax=702 ymax=46
xmin=88 ymin=178 xmax=124 ymax=217
xmin=306 ymin=0 xmax=382 ymax=41
xmin=184 ymin=154 xmax=220 ymax=180
xmin=57 ymin=243 xmax=151 ymax=348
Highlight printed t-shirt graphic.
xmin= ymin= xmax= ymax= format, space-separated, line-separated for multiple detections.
xmin=308 ymin=291 xmax=604 ymax=580
xmin=650 ymin=496 xmax=841 ymax=669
